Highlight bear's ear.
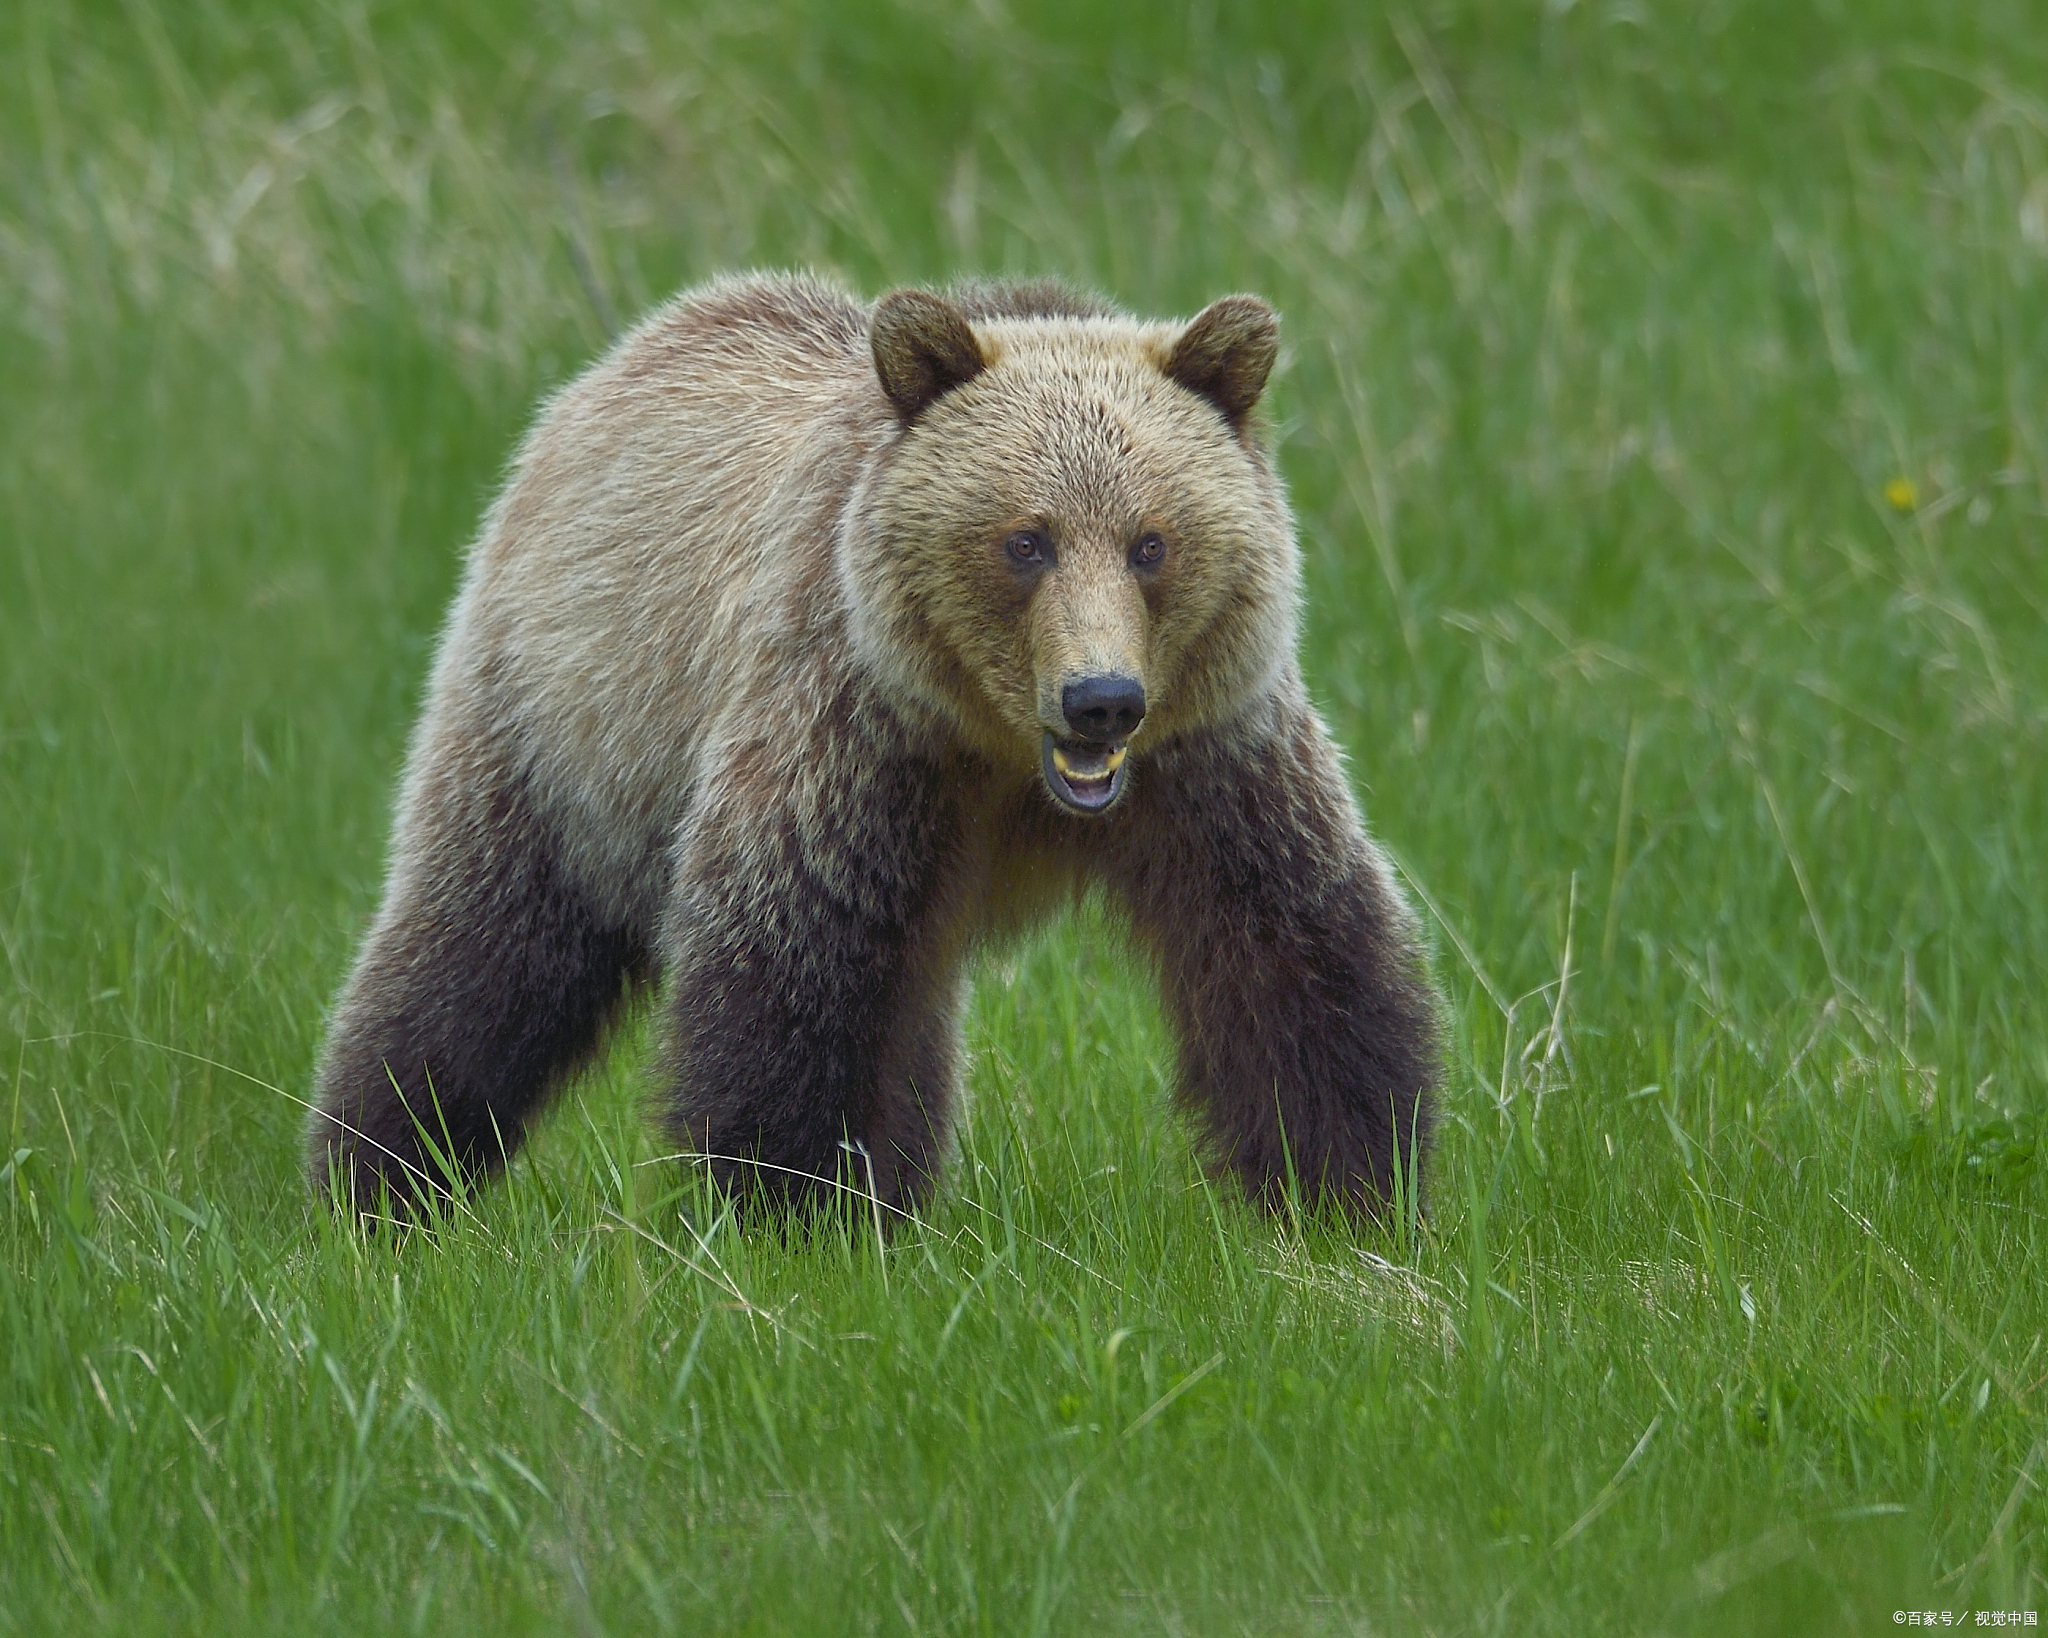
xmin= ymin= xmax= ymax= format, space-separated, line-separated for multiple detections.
xmin=871 ymin=290 xmax=987 ymax=424
xmin=1163 ymin=295 xmax=1279 ymax=425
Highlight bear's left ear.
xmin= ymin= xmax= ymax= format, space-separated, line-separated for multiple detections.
xmin=1163 ymin=295 xmax=1279 ymax=425
xmin=872 ymin=290 xmax=987 ymax=424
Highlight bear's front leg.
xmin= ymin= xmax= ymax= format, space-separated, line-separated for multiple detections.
xmin=1105 ymin=698 xmax=1440 ymax=1217
xmin=659 ymin=727 xmax=968 ymax=1216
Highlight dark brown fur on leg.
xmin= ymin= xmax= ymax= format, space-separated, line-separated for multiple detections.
xmin=660 ymin=727 xmax=966 ymax=1219
xmin=1101 ymin=701 xmax=1438 ymax=1217
xmin=309 ymin=752 xmax=646 ymax=1216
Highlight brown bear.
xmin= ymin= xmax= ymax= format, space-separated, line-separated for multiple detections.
xmin=308 ymin=272 xmax=1439 ymax=1222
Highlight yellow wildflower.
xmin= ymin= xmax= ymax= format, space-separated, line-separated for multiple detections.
xmin=1884 ymin=476 xmax=1919 ymax=512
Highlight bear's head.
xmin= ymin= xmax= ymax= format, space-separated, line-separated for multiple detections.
xmin=842 ymin=286 xmax=1300 ymax=815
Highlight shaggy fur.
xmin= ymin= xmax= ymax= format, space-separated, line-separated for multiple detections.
xmin=309 ymin=271 xmax=1439 ymax=1220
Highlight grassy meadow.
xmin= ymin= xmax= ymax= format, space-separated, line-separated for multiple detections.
xmin=5 ymin=0 xmax=2048 ymax=1630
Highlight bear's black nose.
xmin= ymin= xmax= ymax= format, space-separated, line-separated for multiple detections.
xmin=1062 ymin=674 xmax=1147 ymax=742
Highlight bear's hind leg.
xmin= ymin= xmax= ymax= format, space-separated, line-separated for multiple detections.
xmin=309 ymin=749 xmax=647 ymax=1214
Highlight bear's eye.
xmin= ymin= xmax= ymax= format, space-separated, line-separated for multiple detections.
xmin=1005 ymin=530 xmax=1050 ymax=565
xmin=1132 ymin=531 xmax=1166 ymax=566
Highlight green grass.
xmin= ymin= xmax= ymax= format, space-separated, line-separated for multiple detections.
xmin=5 ymin=0 xmax=2048 ymax=1630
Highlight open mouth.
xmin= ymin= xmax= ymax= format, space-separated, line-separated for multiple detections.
xmin=1040 ymin=731 xmax=1129 ymax=815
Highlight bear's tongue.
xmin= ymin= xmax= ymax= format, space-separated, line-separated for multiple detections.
xmin=1041 ymin=731 xmax=1127 ymax=814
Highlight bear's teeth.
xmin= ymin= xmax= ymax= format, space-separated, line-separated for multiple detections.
xmin=1051 ymin=743 xmax=1126 ymax=780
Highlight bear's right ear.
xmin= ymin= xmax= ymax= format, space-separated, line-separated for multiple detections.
xmin=1163 ymin=295 xmax=1279 ymax=425
xmin=871 ymin=290 xmax=987 ymax=424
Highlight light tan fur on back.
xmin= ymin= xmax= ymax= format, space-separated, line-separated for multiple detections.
xmin=448 ymin=275 xmax=885 ymax=928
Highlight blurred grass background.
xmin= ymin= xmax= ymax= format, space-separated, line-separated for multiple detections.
xmin=4 ymin=1 xmax=2047 ymax=1632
